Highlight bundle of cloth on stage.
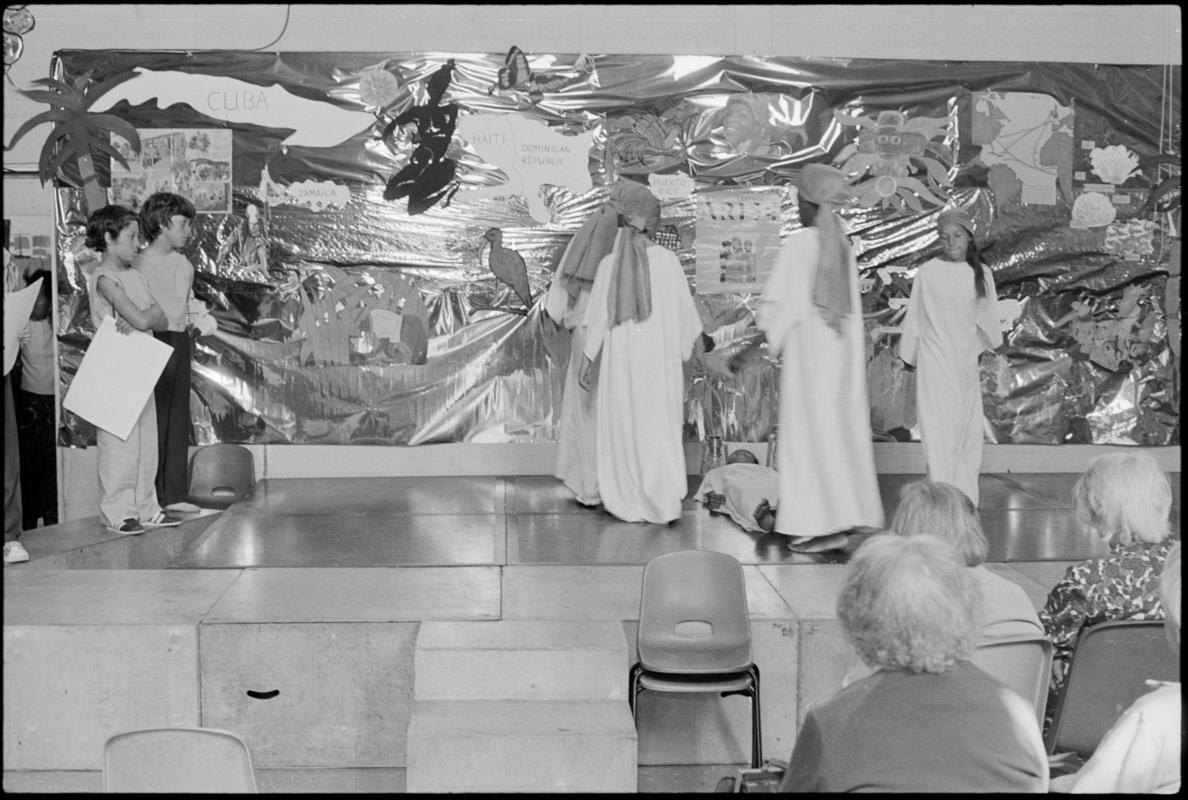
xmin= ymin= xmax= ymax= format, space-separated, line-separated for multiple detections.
xmin=756 ymin=163 xmax=884 ymax=546
xmin=546 ymin=180 xmax=704 ymax=524
xmin=693 ymin=457 xmax=779 ymax=534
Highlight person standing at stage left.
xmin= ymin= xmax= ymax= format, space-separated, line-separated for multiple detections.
xmin=16 ymin=269 xmax=59 ymax=529
xmin=754 ymin=163 xmax=883 ymax=551
xmin=577 ymin=180 xmax=706 ymax=524
xmin=86 ymin=204 xmax=180 ymax=534
xmin=134 ymin=193 xmax=198 ymax=512
xmin=898 ymin=207 xmax=1002 ymax=507
xmin=4 ymin=244 xmax=29 ymax=563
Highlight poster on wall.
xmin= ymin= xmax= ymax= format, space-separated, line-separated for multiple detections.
xmin=694 ymin=188 xmax=784 ymax=294
xmin=109 ymin=128 xmax=233 ymax=213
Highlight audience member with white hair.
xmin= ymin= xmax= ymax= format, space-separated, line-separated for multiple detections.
xmin=778 ymin=534 xmax=1048 ymax=792
xmin=1051 ymin=540 xmax=1181 ymax=793
xmin=1039 ymin=451 xmax=1176 ymax=727
xmin=890 ymin=479 xmax=1044 ymax=641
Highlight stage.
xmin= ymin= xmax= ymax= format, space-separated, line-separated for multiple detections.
xmin=3 ymin=469 xmax=1181 ymax=793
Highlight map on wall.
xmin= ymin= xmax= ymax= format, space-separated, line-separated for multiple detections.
xmin=109 ymin=128 xmax=233 ymax=213
xmin=455 ymin=114 xmax=595 ymax=223
xmin=971 ymin=91 xmax=1074 ymax=207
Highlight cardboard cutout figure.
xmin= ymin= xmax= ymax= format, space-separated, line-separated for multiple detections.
xmin=382 ymin=60 xmax=460 ymax=215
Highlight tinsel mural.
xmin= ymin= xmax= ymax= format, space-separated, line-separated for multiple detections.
xmin=31 ymin=50 xmax=1179 ymax=448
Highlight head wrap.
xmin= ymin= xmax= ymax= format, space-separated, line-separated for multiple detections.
xmin=556 ymin=180 xmax=660 ymax=326
xmin=937 ymin=207 xmax=975 ymax=237
xmin=797 ymin=164 xmax=854 ymax=333
xmin=606 ymin=181 xmax=661 ymax=327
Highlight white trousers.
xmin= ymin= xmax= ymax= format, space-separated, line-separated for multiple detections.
xmin=97 ymin=398 xmax=162 ymax=526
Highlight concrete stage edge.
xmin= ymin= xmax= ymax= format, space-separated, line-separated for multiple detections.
xmin=6 ymin=446 xmax=1182 ymax=793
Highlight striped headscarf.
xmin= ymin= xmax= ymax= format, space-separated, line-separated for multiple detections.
xmin=798 ymin=164 xmax=854 ymax=333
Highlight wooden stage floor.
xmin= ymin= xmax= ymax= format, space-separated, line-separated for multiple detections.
xmin=180 ymin=471 xmax=1177 ymax=569
xmin=3 ymin=469 xmax=1181 ymax=794
xmin=11 ymin=471 xmax=1183 ymax=572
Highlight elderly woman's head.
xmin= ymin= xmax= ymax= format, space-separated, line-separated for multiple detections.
xmin=890 ymin=480 xmax=988 ymax=567
xmin=1073 ymin=452 xmax=1172 ymax=547
xmin=838 ymin=534 xmax=982 ymax=674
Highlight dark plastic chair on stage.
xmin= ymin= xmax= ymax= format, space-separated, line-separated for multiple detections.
xmin=629 ymin=549 xmax=762 ymax=768
xmin=102 ymin=726 xmax=258 ymax=793
xmin=1046 ymin=619 xmax=1179 ymax=757
xmin=970 ymin=633 xmax=1053 ymax=727
xmin=188 ymin=444 xmax=255 ymax=508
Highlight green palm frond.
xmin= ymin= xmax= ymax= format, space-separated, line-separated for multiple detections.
xmin=90 ymin=137 xmax=133 ymax=171
xmin=6 ymin=108 xmax=69 ymax=150
xmin=8 ymin=68 xmax=143 ymax=204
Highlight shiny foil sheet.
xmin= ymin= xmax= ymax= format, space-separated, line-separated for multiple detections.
xmin=49 ymin=51 xmax=1179 ymax=447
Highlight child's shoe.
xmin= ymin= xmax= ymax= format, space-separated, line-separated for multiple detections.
xmin=108 ymin=518 xmax=146 ymax=536
xmin=142 ymin=511 xmax=182 ymax=529
xmin=3 ymin=541 xmax=30 ymax=563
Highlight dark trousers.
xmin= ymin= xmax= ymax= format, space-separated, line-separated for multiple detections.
xmin=4 ymin=374 xmax=22 ymax=542
xmin=153 ymin=331 xmax=193 ymax=506
xmin=15 ymin=387 xmax=57 ymax=529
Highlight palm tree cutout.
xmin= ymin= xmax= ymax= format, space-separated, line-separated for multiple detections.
xmin=483 ymin=227 xmax=532 ymax=311
xmin=6 ymin=69 xmax=142 ymax=213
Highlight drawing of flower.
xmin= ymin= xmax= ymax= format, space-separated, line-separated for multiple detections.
xmin=1089 ymin=144 xmax=1141 ymax=185
xmin=1070 ymin=191 xmax=1117 ymax=229
xmin=358 ymin=67 xmax=400 ymax=112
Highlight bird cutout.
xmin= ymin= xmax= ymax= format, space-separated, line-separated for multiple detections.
xmin=483 ymin=227 xmax=533 ymax=312
xmin=487 ymin=45 xmax=570 ymax=102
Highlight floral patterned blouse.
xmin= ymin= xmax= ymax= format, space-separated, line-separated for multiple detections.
xmin=1040 ymin=539 xmax=1174 ymax=708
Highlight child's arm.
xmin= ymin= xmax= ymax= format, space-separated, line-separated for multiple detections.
xmin=97 ymin=275 xmax=167 ymax=332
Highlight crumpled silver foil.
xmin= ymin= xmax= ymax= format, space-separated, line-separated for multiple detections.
xmin=49 ymin=51 xmax=1179 ymax=447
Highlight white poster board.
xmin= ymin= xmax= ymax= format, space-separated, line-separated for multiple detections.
xmin=4 ymin=277 xmax=42 ymax=376
xmin=62 ymin=316 xmax=173 ymax=440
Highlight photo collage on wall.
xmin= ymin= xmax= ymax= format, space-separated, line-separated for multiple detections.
xmin=109 ymin=128 xmax=233 ymax=213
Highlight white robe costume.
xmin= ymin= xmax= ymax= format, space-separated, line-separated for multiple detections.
xmin=582 ymin=242 xmax=703 ymax=523
xmin=898 ymin=258 xmax=1002 ymax=506
xmin=545 ymin=250 xmax=600 ymax=505
xmin=756 ymin=228 xmax=883 ymax=538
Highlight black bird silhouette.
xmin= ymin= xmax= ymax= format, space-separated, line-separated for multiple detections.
xmin=483 ymin=228 xmax=532 ymax=308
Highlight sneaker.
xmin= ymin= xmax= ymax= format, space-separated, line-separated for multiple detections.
xmin=142 ymin=511 xmax=182 ymax=529
xmin=164 ymin=501 xmax=202 ymax=513
xmin=108 ymin=518 xmax=146 ymax=536
xmin=3 ymin=541 xmax=30 ymax=564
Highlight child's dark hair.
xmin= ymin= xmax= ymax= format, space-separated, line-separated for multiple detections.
xmin=139 ymin=192 xmax=196 ymax=242
xmin=84 ymin=205 xmax=140 ymax=252
xmin=26 ymin=268 xmax=51 ymax=295
xmin=964 ymin=240 xmax=988 ymax=299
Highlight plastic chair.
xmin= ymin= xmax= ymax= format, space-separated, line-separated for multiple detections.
xmin=188 ymin=444 xmax=255 ymax=508
xmin=629 ymin=549 xmax=762 ymax=767
xmin=102 ymin=726 xmax=258 ymax=793
xmin=1047 ymin=619 xmax=1179 ymax=757
xmin=970 ymin=634 xmax=1053 ymax=727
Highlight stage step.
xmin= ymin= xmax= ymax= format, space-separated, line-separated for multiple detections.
xmin=413 ymin=619 xmax=629 ymax=701
xmin=405 ymin=621 xmax=638 ymax=792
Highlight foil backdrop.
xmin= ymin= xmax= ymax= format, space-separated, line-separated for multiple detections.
xmin=48 ymin=51 xmax=1180 ymax=448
